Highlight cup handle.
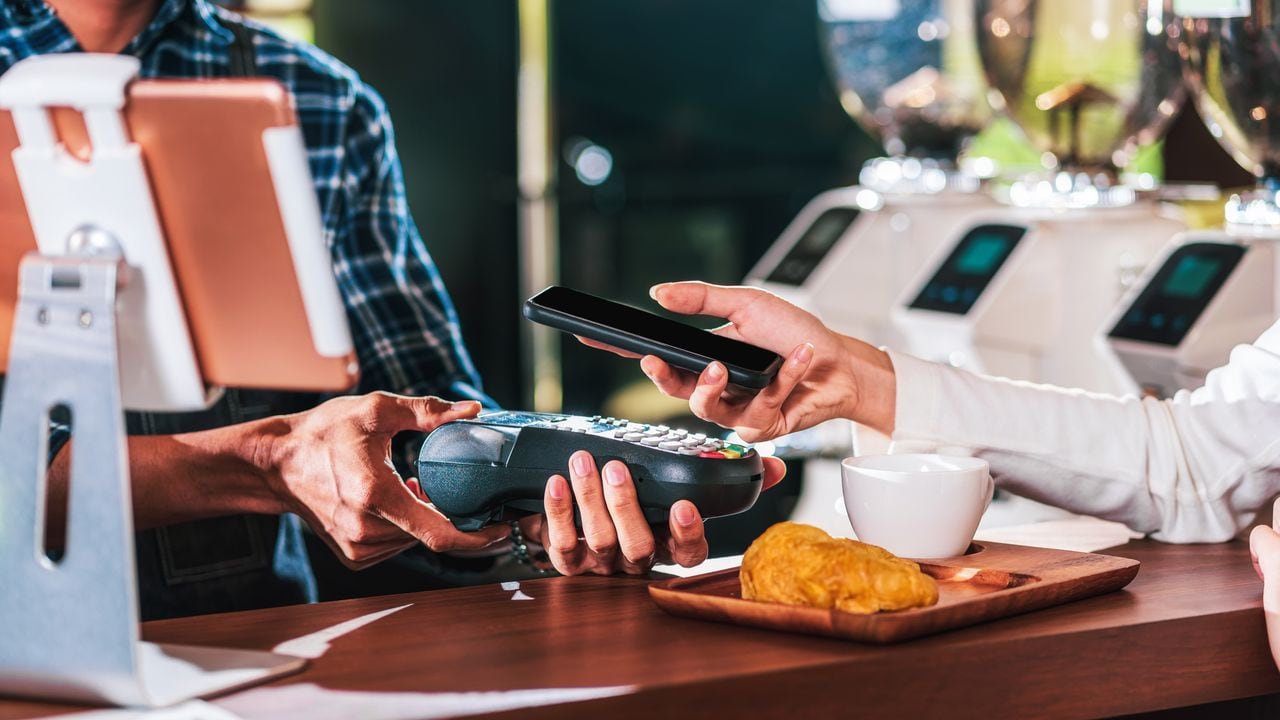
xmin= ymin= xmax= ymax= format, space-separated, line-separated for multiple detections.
xmin=983 ymin=472 xmax=994 ymax=511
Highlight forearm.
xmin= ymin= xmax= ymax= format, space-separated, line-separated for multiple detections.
xmin=876 ymin=345 xmax=1280 ymax=543
xmin=45 ymin=418 xmax=285 ymax=542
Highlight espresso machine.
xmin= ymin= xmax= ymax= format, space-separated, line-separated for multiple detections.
xmin=760 ymin=0 xmax=1004 ymax=537
xmin=747 ymin=0 xmax=997 ymax=348
xmin=1101 ymin=1 xmax=1280 ymax=397
xmin=893 ymin=0 xmax=1188 ymax=397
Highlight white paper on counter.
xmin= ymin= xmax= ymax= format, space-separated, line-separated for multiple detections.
xmin=974 ymin=516 xmax=1143 ymax=553
xmin=271 ymin=603 xmax=411 ymax=659
xmin=41 ymin=699 xmax=240 ymax=720
xmin=215 ymin=683 xmax=635 ymax=720
xmin=39 ymin=683 xmax=637 ymax=720
xmin=654 ymin=554 xmax=744 ymax=578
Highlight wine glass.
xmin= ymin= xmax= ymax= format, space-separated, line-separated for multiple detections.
xmin=1178 ymin=1 xmax=1280 ymax=231
xmin=974 ymin=0 xmax=1185 ymax=206
xmin=821 ymin=0 xmax=994 ymax=192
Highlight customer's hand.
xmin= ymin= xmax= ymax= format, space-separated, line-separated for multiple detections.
xmin=1250 ymin=497 xmax=1280 ymax=670
xmin=581 ymin=281 xmax=897 ymax=441
xmin=259 ymin=393 xmax=510 ymax=569
xmin=526 ymin=450 xmax=786 ymax=575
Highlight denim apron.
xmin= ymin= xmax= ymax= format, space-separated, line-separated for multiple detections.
xmin=128 ymin=389 xmax=322 ymax=620
xmin=128 ymin=17 xmax=331 ymax=621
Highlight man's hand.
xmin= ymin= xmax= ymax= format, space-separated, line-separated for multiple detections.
xmin=258 ymin=392 xmax=509 ymax=570
xmin=581 ymin=281 xmax=897 ymax=441
xmin=525 ymin=450 xmax=787 ymax=575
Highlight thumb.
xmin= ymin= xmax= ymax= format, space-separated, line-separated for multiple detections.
xmin=1256 ymin=527 xmax=1280 ymax=616
xmin=1252 ymin=525 xmax=1280 ymax=581
xmin=650 ymin=281 xmax=758 ymax=320
xmin=761 ymin=456 xmax=787 ymax=492
xmin=366 ymin=394 xmax=482 ymax=435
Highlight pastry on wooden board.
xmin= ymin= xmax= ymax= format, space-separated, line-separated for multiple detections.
xmin=740 ymin=522 xmax=940 ymax=614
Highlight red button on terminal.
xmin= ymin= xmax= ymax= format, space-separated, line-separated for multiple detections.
xmin=698 ymin=451 xmax=724 ymax=459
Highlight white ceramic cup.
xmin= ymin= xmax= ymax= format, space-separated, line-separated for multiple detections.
xmin=840 ymin=453 xmax=994 ymax=558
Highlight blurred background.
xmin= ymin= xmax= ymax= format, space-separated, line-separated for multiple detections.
xmin=212 ymin=0 xmax=1262 ymax=556
xmin=221 ymin=0 xmax=1249 ymax=414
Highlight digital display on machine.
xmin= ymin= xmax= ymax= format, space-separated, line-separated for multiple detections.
xmin=907 ymin=224 xmax=1027 ymax=315
xmin=1162 ymin=255 xmax=1224 ymax=298
xmin=1108 ymin=242 xmax=1246 ymax=347
xmin=764 ymin=207 xmax=860 ymax=286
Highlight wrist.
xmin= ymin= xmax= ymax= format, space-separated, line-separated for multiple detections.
xmin=840 ymin=335 xmax=897 ymax=436
xmin=185 ymin=417 xmax=290 ymax=516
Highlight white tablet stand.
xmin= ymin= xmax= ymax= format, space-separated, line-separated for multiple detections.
xmin=0 ymin=55 xmax=309 ymax=708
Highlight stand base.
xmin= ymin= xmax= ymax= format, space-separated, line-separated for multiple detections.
xmin=0 ymin=643 xmax=304 ymax=708
xmin=136 ymin=642 xmax=306 ymax=708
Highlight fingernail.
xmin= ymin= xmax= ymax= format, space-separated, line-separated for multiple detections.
xmin=570 ymin=451 xmax=593 ymax=477
xmin=548 ymin=476 xmax=566 ymax=500
xmin=705 ymin=362 xmax=725 ymax=381
xmin=649 ymin=284 xmax=666 ymax=301
xmin=454 ymin=400 xmax=482 ymax=413
xmin=604 ymin=462 xmax=627 ymax=487
xmin=641 ymin=355 xmax=662 ymax=376
xmin=794 ymin=342 xmax=814 ymax=364
xmin=674 ymin=503 xmax=697 ymax=527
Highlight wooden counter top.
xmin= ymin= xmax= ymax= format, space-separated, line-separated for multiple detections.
xmin=3 ymin=539 xmax=1279 ymax=719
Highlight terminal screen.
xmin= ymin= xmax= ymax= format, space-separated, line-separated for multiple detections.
xmin=955 ymin=234 xmax=1012 ymax=275
xmin=907 ymin=224 xmax=1027 ymax=315
xmin=764 ymin=207 xmax=860 ymax=286
xmin=1162 ymin=255 xmax=1223 ymax=298
xmin=1108 ymin=242 xmax=1245 ymax=347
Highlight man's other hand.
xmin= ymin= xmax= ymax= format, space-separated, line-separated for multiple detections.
xmin=258 ymin=392 xmax=509 ymax=569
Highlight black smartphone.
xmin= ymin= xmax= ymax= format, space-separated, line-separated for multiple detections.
xmin=523 ymin=286 xmax=784 ymax=390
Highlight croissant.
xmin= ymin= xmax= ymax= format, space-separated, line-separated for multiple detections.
xmin=740 ymin=522 xmax=939 ymax=614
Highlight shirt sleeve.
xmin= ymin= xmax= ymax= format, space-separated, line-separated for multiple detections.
xmin=886 ymin=321 xmax=1280 ymax=543
xmin=333 ymin=81 xmax=492 ymax=406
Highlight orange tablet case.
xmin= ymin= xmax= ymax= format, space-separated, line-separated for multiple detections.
xmin=0 ymin=79 xmax=357 ymax=392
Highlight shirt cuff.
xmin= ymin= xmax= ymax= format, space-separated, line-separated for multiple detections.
xmin=884 ymin=349 xmax=946 ymax=449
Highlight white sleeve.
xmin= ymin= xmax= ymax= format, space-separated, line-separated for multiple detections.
xmin=886 ymin=322 xmax=1280 ymax=543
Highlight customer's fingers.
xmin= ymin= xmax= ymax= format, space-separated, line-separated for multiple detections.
xmin=1253 ymin=525 xmax=1280 ymax=585
xmin=543 ymin=474 xmax=583 ymax=574
xmin=567 ymin=451 xmax=619 ymax=567
xmin=761 ymin=457 xmax=787 ymax=492
xmin=688 ymin=361 xmax=732 ymax=424
xmin=576 ymin=336 xmax=642 ymax=358
xmin=1257 ymin=527 xmax=1280 ymax=615
xmin=640 ymin=355 xmax=698 ymax=399
xmin=664 ymin=500 xmax=708 ymax=568
xmin=743 ymin=342 xmax=812 ymax=415
xmin=650 ymin=281 xmax=768 ymax=323
xmin=600 ymin=461 xmax=657 ymax=572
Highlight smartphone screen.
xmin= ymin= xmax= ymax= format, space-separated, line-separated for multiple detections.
xmin=527 ymin=286 xmax=781 ymax=374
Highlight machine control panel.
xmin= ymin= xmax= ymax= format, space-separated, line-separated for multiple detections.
xmin=908 ymin=223 xmax=1026 ymax=315
xmin=1108 ymin=242 xmax=1245 ymax=347
xmin=764 ymin=207 xmax=860 ymax=286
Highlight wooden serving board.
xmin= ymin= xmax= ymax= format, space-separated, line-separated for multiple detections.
xmin=648 ymin=541 xmax=1139 ymax=644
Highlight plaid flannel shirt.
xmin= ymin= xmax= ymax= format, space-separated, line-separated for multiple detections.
xmin=0 ymin=0 xmax=490 ymax=617
xmin=1 ymin=0 xmax=487 ymax=415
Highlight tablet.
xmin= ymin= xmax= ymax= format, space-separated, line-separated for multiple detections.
xmin=0 ymin=79 xmax=357 ymax=392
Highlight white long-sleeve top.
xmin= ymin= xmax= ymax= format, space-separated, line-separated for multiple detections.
xmin=885 ymin=321 xmax=1280 ymax=543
